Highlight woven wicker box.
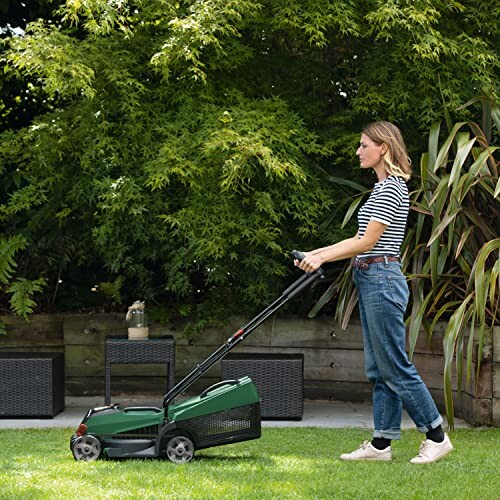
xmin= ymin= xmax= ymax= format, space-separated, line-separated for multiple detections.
xmin=0 ymin=353 xmax=65 ymax=418
xmin=221 ymin=353 xmax=304 ymax=420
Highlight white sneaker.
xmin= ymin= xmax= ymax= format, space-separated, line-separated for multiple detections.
xmin=410 ymin=433 xmax=453 ymax=464
xmin=340 ymin=441 xmax=392 ymax=461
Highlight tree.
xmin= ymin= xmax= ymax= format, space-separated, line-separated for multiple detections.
xmin=0 ymin=0 xmax=498 ymax=326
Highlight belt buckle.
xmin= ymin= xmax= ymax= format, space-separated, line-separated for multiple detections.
xmin=355 ymin=259 xmax=369 ymax=270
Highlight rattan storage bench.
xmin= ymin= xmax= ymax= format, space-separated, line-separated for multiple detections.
xmin=0 ymin=352 xmax=65 ymax=418
xmin=221 ymin=353 xmax=304 ymax=420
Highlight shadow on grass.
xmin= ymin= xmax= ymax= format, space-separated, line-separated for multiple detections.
xmin=92 ymin=452 xmax=274 ymax=466
xmin=193 ymin=453 xmax=274 ymax=466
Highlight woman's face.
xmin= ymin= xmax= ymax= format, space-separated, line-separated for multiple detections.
xmin=356 ymin=133 xmax=386 ymax=170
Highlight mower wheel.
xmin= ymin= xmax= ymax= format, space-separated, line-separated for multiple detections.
xmin=72 ymin=435 xmax=102 ymax=461
xmin=165 ymin=435 xmax=195 ymax=464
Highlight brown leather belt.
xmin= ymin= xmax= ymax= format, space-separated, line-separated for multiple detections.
xmin=352 ymin=256 xmax=401 ymax=270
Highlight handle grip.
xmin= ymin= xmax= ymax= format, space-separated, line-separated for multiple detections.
xmin=291 ymin=249 xmax=325 ymax=278
xmin=291 ymin=249 xmax=306 ymax=262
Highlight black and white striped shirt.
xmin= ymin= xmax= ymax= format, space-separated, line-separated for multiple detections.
xmin=357 ymin=176 xmax=409 ymax=258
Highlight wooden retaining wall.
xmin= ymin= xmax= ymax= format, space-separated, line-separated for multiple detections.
xmin=0 ymin=313 xmax=497 ymax=426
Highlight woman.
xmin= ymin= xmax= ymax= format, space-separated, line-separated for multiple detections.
xmin=295 ymin=121 xmax=453 ymax=464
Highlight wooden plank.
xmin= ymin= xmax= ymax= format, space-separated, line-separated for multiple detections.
xmin=406 ymin=321 xmax=449 ymax=355
xmin=305 ymin=366 xmax=365 ymax=383
xmin=414 ymin=354 xmax=492 ymax=398
xmin=304 ymin=380 xmax=372 ymax=402
xmin=63 ymin=314 xmax=127 ymax=345
xmin=493 ymin=398 xmax=500 ymax=427
xmin=0 ymin=314 xmax=64 ymax=348
xmin=64 ymin=315 xmax=181 ymax=346
xmin=0 ymin=346 xmax=64 ymax=354
xmin=66 ymin=377 xmax=103 ymax=397
xmin=493 ymin=326 xmax=500 ymax=363
xmin=145 ymin=320 xmax=225 ymax=346
xmin=493 ymin=363 xmax=500 ymax=398
xmin=65 ymin=375 xmax=220 ymax=398
xmin=152 ymin=316 xmax=271 ymax=347
xmin=63 ymin=314 xmax=222 ymax=347
xmin=268 ymin=318 xmax=364 ymax=349
xmin=470 ymin=361 xmax=493 ymax=399
xmin=0 ymin=313 xmax=64 ymax=333
xmin=171 ymin=320 xmax=225 ymax=346
xmin=227 ymin=345 xmax=366 ymax=379
xmin=408 ymin=327 xmax=492 ymax=362
xmin=65 ymin=344 xmax=105 ymax=376
xmin=180 ymin=316 xmax=362 ymax=349
xmin=175 ymin=345 xmax=221 ymax=379
xmin=0 ymin=339 xmax=63 ymax=349
xmin=457 ymin=395 xmax=492 ymax=426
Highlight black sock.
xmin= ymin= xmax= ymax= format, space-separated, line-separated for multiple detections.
xmin=371 ymin=437 xmax=391 ymax=450
xmin=426 ymin=425 xmax=444 ymax=443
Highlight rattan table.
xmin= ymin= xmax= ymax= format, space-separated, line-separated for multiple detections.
xmin=105 ymin=336 xmax=175 ymax=404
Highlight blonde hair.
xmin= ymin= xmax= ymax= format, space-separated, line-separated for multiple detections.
xmin=362 ymin=121 xmax=412 ymax=181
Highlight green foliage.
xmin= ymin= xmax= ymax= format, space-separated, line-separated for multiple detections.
xmin=97 ymin=276 xmax=125 ymax=304
xmin=55 ymin=0 xmax=132 ymax=36
xmin=402 ymin=114 xmax=499 ymax=428
xmin=354 ymin=0 xmax=499 ymax=126
xmin=0 ymin=234 xmax=27 ymax=284
xmin=94 ymin=93 xmax=335 ymax=308
xmin=7 ymin=277 xmax=47 ymax=319
xmin=151 ymin=0 xmax=260 ymax=82
xmin=270 ymin=0 xmax=361 ymax=46
xmin=0 ymin=234 xmax=46 ymax=322
xmin=3 ymin=20 xmax=96 ymax=99
xmin=0 ymin=0 xmax=498 ymax=327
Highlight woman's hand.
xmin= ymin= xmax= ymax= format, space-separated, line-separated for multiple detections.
xmin=294 ymin=252 xmax=323 ymax=273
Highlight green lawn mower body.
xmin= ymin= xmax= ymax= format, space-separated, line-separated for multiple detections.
xmin=70 ymin=251 xmax=323 ymax=463
xmin=70 ymin=377 xmax=260 ymax=463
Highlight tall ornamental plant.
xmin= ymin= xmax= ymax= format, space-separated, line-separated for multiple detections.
xmin=402 ymin=117 xmax=499 ymax=427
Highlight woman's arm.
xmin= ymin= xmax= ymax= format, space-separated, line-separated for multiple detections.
xmin=307 ymin=232 xmax=359 ymax=256
xmin=296 ymin=221 xmax=387 ymax=273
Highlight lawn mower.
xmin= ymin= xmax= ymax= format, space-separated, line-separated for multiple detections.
xmin=70 ymin=251 xmax=323 ymax=464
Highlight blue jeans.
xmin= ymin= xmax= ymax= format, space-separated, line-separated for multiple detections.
xmin=353 ymin=260 xmax=443 ymax=440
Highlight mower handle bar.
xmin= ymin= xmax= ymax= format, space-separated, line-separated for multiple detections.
xmin=162 ymin=251 xmax=324 ymax=409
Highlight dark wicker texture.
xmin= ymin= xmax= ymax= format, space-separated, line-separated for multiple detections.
xmin=221 ymin=353 xmax=304 ymax=420
xmin=0 ymin=353 xmax=65 ymax=418
xmin=105 ymin=336 xmax=175 ymax=404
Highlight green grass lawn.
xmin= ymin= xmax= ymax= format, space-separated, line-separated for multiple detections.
xmin=0 ymin=427 xmax=498 ymax=499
